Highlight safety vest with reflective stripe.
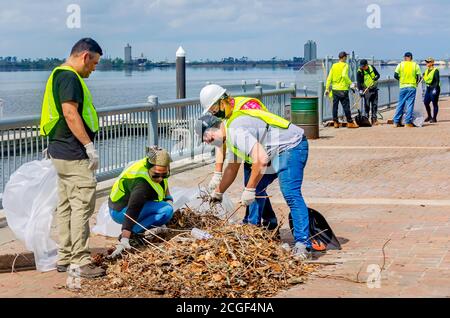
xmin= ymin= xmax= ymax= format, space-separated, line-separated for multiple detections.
xmin=109 ymin=158 xmax=168 ymax=203
xmin=423 ymin=68 xmax=440 ymax=87
xmin=326 ymin=62 xmax=352 ymax=91
xmin=358 ymin=65 xmax=378 ymax=89
xmin=40 ymin=65 xmax=99 ymax=136
xmin=396 ymin=61 xmax=420 ymax=88
xmin=233 ymin=96 xmax=269 ymax=112
xmin=225 ymin=109 xmax=290 ymax=164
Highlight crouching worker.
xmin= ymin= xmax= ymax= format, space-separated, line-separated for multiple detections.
xmin=108 ymin=146 xmax=174 ymax=259
xmin=195 ymin=113 xmax=312 ymax=260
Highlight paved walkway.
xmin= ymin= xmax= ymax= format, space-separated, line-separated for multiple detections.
xmin=1 ymin=97 xmax=449 ymax=297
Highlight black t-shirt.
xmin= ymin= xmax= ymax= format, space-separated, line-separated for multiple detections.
xmin=47 ymin=70 xmax=96 ymax=160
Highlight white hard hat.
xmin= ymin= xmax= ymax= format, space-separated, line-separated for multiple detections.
xmin=199 ymin=84 xmax=227 ymax=114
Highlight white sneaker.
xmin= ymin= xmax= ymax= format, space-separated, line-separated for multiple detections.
xmin=292 ymin=242 xmax=312 ymax=260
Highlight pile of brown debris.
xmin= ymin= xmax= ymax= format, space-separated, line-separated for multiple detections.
xmin=81 ymin=207 xmax=317 ymax=298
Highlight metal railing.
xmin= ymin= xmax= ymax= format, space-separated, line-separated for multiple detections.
xmin=0 ymin=85 xmax=296 ymax=200
xmin=316 ymin=75 xmax=450 ymax=122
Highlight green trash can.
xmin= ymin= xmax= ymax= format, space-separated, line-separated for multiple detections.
xmin=290 ymin=97 xmax=319 ymax=139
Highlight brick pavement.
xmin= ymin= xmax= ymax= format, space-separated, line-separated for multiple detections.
xmin=0 ymin=97 xmax=449 ymax=297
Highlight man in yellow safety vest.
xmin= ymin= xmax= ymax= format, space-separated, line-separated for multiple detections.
xmin=39 ymin=38 xmax=104 ymax=278
xmin=325 ymin=51 xmax=359 ymax=129
xmin=199 ymin=84 xmax=278 ymax=232
xmin=357 ymin=59 xmax=381 ymax=125
xmin=393 ymin=52 xmax=422 ymax=127
xmin=195 ymin=112 xmax=313 ymax=261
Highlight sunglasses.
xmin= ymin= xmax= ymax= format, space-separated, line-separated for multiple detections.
xmin=150 ymin=172 xmax=169 ymax=179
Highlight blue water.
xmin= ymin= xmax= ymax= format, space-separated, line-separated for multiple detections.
xmin=0 ymin=66 xmax=448 ymax=118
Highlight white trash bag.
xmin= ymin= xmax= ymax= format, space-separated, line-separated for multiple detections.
xmin=92 ymin=201 xmax=122 ymax=238
xmin=92 ymin=186 xmax=235 ymax=238
xmin=3 ymin=159 xmax=58 ymax=272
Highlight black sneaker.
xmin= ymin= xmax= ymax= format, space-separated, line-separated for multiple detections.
xmin=424 ymin=116 xmax=431 ymax=122
xmin=430 ymin=118 xmax=437 ymax=123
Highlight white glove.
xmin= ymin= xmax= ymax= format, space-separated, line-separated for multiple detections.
xmin=208 ymin=172 xmax=223 ymax=192
xmin=432 ymin=88 xmax=437 ymax=95
xmin=241 ymin=188 xmax=256 ymax=206
xmin=84 ymin=142 xmax=99 ymax=171
xmin=108 ymin=237 xmax=131 ymax=259
xmin=210 ymin=191 xmax=223 ymax=203
xmin=350 ymin=82 xmax=356 ymax=90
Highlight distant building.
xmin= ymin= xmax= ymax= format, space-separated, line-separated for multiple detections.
xmin=304 ymin=40 xmax=317 ymax=62
xmin=124 ymin=43 xmax=132 ymax=64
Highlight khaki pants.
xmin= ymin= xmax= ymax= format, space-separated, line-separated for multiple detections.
xmin=52 ymin=159 xmax=96 ymax=266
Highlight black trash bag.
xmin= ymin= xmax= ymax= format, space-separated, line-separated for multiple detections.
xmin=354 ymin=110 xmax=372 ymax=127
xmin=289 ymin=208 xmax=341 ymax=251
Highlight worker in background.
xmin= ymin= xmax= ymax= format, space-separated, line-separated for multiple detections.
xmin=325 ymin=51 xmax=359 ymax=129
xmin=393 ymin=52 xmax=422 ymax=127
xmin=199 ymin=84 xmax=277 ymax=231
xmin=357 ymin=59 xmax=381 ymax=125
xmin=39 ymin=38 xmax=104 ymax=278
xmin=195 ymin=111 xmax=313 ymax=260
xmin=108 ymin=146 xmax=174 ymax=259
xmin=423 ymin=57 xmax=440 ymax=123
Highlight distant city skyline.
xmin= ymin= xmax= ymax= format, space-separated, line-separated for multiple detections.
xmin=0 ymin=0 xmax=449 ymax=61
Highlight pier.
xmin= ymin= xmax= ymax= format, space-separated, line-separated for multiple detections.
xmin=1 ymin=97 xmax=449 ymax=296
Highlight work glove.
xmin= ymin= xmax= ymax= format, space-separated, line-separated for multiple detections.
xmin=359 ymin=90 xmax=365 ymax=97
xmin=432 ymin=88 xmax=437 ymax=95
xmin=240 ymin=188 xmax=256 ymax=206
xmin=350 ymin=82 xmax=356 ymax=90
xmin=108 ymin=237 xmax=132 ymax=259
xmin=208 ymin=172 xmax=223 ymax=192
xmin=84 ymin=142 xmax=99 ymax=171
xmin=209 ymin=191 xmax=223 ymax=204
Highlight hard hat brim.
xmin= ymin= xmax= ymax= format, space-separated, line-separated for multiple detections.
xmin=201 ymin=87 xmax=227 ymax=115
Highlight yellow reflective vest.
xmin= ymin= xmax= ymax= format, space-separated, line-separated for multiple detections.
xmin=40 ymin=65 xmax=99 ymax=136
xmin=358 ymin=65 xmax=378 ymax=89
xmin=225 ymin=108 xmax=290 ymax=164
xmin=423 ymin=68 xmax=439 ymax=87
xmin=395 ymin=61 xmax=421 ymax=89
xmin=326 ymin=61 xmax=352 ymax=91
xmin=110 ymin=158 xmax=169 ymax=204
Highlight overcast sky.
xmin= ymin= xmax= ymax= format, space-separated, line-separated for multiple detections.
xmin=0 ymin=0 xmax=449 ymax=61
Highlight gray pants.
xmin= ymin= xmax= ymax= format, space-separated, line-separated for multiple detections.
xmin=51 ymin=159 xmax=96 ymax=266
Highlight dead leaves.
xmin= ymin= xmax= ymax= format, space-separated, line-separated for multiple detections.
xmin=81 ymin=207 xmax=317 ymax=298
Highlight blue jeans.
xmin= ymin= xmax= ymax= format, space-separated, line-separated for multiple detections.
xmin=244 ymin=137 xmax=310 ymax=247
xmin=110 ymin=201 xmax=173 ymax=234
xmin=394 ymin=87 xmax=416 ymax=124
xmin=243 ymin=163 xmax=278 ymax=229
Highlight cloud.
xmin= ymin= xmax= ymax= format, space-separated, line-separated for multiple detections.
xmin=0 ymin=0 xmax=448 ymax=60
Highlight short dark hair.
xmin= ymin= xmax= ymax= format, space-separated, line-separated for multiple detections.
xmin=70 ymin=38 xmax=103 ymax=56
xmin=359 ymin=59 xmax=368 ymax=67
